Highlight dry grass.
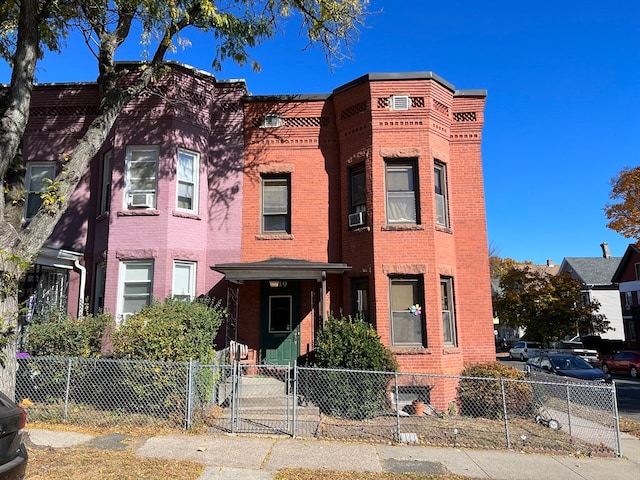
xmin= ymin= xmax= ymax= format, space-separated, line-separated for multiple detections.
xmin=619 ymin=417 xmax=640 ymax=438
xmin=27 ymin=447 xmax=205 ymax=480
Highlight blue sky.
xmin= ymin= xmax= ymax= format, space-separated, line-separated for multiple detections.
xmin=1 ymin=1 xmax=638 ymax=264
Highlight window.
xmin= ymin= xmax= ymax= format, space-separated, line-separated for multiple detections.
xmin=441 ymin=277 xmax=457 ymax=346
xmin=119 ymin=261 xmax=153 ymax=320
xmin=348 ymin=164 xmax=367 ymax=228
xmin=172 ymin=261 xmax=196 ymax=301
xmin=93 ymin=263 xmax=106 ymax=315
xmin=385 ymin=160 xmax=418 ymax=224
xmin=434 ymin=162 xmax=449 ymax=227
xmin=625 ymin=291 xmax=633 ymax=310
xmin=177 ymin=149 xmax=199 ymax=212
xmin=390 ymin=277 xmax=424 ymax=346
xmin=24 ymin=162 xmax=55 ymax=221
xmin=350 ymin=164 xmax=366 ymax=214
xmin=262 ymin=175 xmax=291 ymax=233
xmin=269 ymin=296 xmax=292 ymax=333
xmin=125 ymin=146 xmax=158 ymax=209
xmin=635 ymin=263 xmax=640 ymax=281
xmin=352 ymin=277 xmax=370 ymax=322
xmin=100 ymin=151 xmax=112 ymax=215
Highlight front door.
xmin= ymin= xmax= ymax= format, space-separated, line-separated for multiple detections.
xmin=260 ymin=280 xmax=300 ymax=365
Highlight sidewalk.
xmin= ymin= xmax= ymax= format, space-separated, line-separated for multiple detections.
xmin=27 ymin=428 xmax=640 ymax=480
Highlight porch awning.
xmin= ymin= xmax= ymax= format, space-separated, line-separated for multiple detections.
xmin=211 ymin=257 xmax=351 ymax=282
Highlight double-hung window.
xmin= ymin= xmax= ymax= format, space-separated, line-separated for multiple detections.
xmin=262 ymin=175 xmax=291 ymax=234
xmin=441 ymin=277 xmax=457 ymax=346
xmin=348 ymin=164 xmax=367 ymax=228
xmin=434 ymin=161 xmax=449 ymax=227
xmin=390 ymin=277 xmax=424 ymax=346
xmin=119 ymin=260 xmax=154 ymax=320
xmin=385 ymin=160 xmax=418 ymax=224
xmin=24 ymin=162 xmax=56 ymax=221
xmin=352 ymin=277 xmax=370 ymax=322
xmin=99 ymin=151 xmax=112 ymax=215
xmin=125 ymin=146 xmax=158 ymax=209
xmin=172 ymin=261 xmax=196 ymax=301
xmin=177 ymin=149 xmax=199 ymax=213
xmin=93 ymin=263 xmax=106 ymax=315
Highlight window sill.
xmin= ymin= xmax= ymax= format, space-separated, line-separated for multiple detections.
xmin=96 ymin=212 xmax=109 ymax=222
xmin=255 ymin=234 xmax=294 ymax=240
xmin=172 ymin=210 xmax=201 ymax=220
xmin=435 ymin=224 xmax=453 ymax=234
xmin=443 ymin=346 xmax=461 ymax=354
xmin=391 ymin=347 xmax=430 ymax=354
xmin=382 ymin=224 xmax=424 ymax=231
xmin=116 ymin=209 xmax=160 ymax=217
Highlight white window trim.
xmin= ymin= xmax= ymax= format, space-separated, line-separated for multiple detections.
xmin=117 ymin=260 xmax=154 ymax=321
xmin=24 ymin=162 xmax=56 ymax=221
xmin=176 ymin=148 xmax=199 ymax=213
xmin=385 ymin=161 xmax=418 ymax=224
xmin=435 ymin=161 xmax=449 ymax=227
xmin=441 ymin=277 xmax=457 ymax=347
xmin=124 ymin=145 xmax=159 ymax=210
xmin=172 ymin=260 xmax=196 ymax=301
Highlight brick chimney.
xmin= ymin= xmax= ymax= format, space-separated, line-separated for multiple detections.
xmin=600 ymin=242 xmax=611 ymax=258
xmin=546 ymin=259 xmax=554 ymax=267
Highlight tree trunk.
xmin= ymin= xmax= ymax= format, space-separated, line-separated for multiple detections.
xmin=0 ymin=293 xmax=19 ymax=400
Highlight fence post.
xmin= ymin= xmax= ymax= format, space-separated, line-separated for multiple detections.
xmin=186 ymin=359 xmax=194 ymax=430
xmin=394 ymin=372 xmax=400 ymax=442
xmin=611 ymin=382 xmax=622 ymax=457
xmin=293 ymin=362 xmax=298 ymax=438
xmin=230 ymin=361 xmax=237 ymax=434
xmin=501 ymin=379 xmax=511 ymax=449
xmin=565 ymin=384 xmax=572 ymax=436
xmin=63 ymin=358 xmax=73 ymax=422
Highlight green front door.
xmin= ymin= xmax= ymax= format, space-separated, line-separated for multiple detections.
xmin=260 ymin=280 xmax=300 ymax=365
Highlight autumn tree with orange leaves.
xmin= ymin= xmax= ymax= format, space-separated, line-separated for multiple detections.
xmin=605 ymin=166 xmax=640 ymax=243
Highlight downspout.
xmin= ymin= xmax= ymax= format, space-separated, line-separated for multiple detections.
xmin=321 ymin=271 xmax=327 ymax=326
xmin=73 ymin=258 xmax=86 ymax=319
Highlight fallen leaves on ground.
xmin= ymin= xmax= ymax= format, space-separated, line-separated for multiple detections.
xmin=27 ymin=446 xmax=204 ymax=480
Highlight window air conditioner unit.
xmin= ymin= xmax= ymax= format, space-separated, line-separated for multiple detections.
xmin=129 ymin=193 xmax=154 ymax=208
xmin=348 ymin=211 xmax=366 ymax=228
xmin=391 ymin=95 xmax=410 ymax=111
xmin=262 ymin=114 xmax=282 ymax=128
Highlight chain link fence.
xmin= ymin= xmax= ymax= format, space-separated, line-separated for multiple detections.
xmin=15 ymin=357 xmax=622 ymax=456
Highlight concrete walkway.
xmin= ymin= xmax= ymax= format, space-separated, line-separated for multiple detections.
xmin=27 ymin=427 xmax=640 ymax=480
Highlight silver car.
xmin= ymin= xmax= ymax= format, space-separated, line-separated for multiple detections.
xmin=509 ymin=341 xmax=544 ymax=361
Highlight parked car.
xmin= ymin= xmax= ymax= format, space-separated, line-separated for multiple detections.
xmin=547 ymin=340 xmax=600 ymax=368
xmin=600 ymin=351 xmax=640 ymax=378
xmin=0 ymin=391 xmax=28 ymax=479
xmin=526 ymin=353 xmax=611 ymax=382
xmin=509 ymin=341 xmax=544 ymax=361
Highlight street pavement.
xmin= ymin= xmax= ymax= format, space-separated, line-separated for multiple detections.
xmin=27 ymin=427 xmax=640 ymax=480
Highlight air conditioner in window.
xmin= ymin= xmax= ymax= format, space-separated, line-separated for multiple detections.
xmin=391 ymin=95 xmax=410 ymax=111
xmin=348 ymin=211 xmax=366 ymax=228
xmin=129 ymin=193 xmax=154 ymax=208
xmin=262 ymin=113 xmax=282 ymax=128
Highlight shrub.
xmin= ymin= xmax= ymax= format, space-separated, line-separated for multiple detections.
xmin=26 ymin=308 xmax=112 ymax=357
xmin=306 ymin=313 xmax=397 ymax=420
xmin=108 ymin=297 xmax=227 ymax=419
xmin=314 ymin=312 xmax=398 ymax=371
xmin=457 ymin=362 xmax=534 ymax=419
xmin=110 ymin=296 xmax=226 ymax=362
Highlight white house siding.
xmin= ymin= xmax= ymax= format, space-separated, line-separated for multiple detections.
xmin=591 ymin=289 xmax=625 ymax=340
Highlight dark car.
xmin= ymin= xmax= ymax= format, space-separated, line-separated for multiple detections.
xmin=526 ymin=353 xmax=611 ymax=382
xmin=601 ymin=351 xmax=640 ymax=378
xmin=0 ymin=391 xmax=27 ymax=479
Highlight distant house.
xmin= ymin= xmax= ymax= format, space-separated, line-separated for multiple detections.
xmin=558 ymin=243 xmax=624 ymax=341
xmin=611 ymin=243 xmax=640 ymax=350
xmin=15 ymin=63 xmax=497 ymax=407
